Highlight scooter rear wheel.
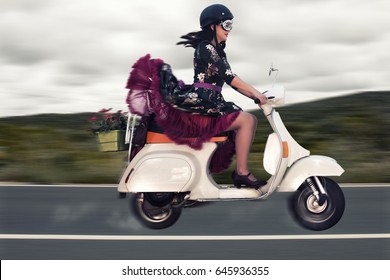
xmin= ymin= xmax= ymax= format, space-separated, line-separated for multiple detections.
xmin=291 ymin=177 xmax=345 ymax=231
xmin=130 ymin=192 xmax=182 ymax=229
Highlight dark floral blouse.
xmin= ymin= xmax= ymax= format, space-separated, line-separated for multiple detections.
xmin=167 ymin=41 xmax=242 ymax=116
xmin=194 ymin=41 xmax=236 ymax=86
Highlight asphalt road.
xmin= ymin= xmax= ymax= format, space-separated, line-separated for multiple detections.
xmin=0 ymin=184 xmax=389 ymax=259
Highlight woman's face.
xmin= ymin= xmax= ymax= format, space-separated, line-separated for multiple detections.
xmin=212 ymin=23 xmax=231 ymax=44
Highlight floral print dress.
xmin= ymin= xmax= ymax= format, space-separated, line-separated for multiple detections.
xmin=169 ymin=41 xmax=242 ymax=116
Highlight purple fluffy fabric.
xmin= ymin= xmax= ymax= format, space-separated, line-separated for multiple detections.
xmin=126 ymin=54 xmax=238 ymax=173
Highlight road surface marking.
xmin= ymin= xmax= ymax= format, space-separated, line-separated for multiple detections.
xmin=0 ymin=233 xmax=389 ymax=241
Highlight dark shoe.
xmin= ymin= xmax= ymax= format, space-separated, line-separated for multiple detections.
xmin=232 ymin=171 xmax=267 ymax=189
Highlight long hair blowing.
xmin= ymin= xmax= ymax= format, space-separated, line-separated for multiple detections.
xmin=177 ymin=26 xmax=227 ymax=57
xmin=176 ymin=28 xmax=213 ymax=48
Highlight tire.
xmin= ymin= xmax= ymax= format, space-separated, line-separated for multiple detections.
xmin=130 ymin=192 xmax=182 ymax=229
xmin=290 ymin=177 xmax=345 ymax=231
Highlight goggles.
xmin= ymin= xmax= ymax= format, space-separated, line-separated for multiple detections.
xmin=220 ymin=19 xmax=233 ymax=31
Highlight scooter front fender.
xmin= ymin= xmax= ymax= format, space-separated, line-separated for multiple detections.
xmin=278 ymin=155 xmax=344 ymax=192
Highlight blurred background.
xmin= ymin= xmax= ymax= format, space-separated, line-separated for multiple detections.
xmin=0 ymin=0 xmax=389 ymax=184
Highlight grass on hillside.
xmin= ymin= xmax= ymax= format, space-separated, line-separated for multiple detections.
xmin=0 ymin=91 xmax=389 ymax=184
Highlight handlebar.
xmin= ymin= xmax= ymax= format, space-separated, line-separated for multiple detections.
xmin=252 ymin=86 xmax=285 ymax=107
xmin=254 ymin=95 xmax=275 ymax=104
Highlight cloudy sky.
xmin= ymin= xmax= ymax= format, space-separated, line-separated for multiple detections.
xmin=1 ymin=0 xmax=389 ymax=117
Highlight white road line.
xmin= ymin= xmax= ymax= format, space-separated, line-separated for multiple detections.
xmin=340 ymin=183 xmax=390 ymax=188
xmin=0 ymin=233 xmax=389 ymax=241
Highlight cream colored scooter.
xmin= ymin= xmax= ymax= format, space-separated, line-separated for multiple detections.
xmin=118 ymin=82 xmax=345 ymax=230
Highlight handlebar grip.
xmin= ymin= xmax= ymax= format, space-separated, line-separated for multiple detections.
xmin=254 ymin=96 xmax=275 ymax=104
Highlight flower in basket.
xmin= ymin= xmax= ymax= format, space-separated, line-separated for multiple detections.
xmin=88 ymin=108 xmax=128 ymax=133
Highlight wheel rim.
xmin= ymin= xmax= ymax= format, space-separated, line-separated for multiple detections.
xmin=136 ymin=194 xmax=173 ymax=223
xmin=306 ymin=194 xmax=328 ymax=214
xmin=292 ymin=177 xmax=345 ymax=231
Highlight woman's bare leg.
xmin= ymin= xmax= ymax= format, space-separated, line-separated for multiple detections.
xmin=227 ymin=111 xmax=258 ymax=179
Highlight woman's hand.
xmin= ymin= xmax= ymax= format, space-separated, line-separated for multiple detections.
xmin=255 ymin=93 xmax=268 ymax=106
xmin=230 ymin=76 xmax=267 ymax=106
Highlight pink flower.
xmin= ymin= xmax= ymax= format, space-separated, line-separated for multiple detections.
xmin=89 ymin=108 xmax=128 ymax=133
xmin=99 ymin=108 xmax=112 ymax=113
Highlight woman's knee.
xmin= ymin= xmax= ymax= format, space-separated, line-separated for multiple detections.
xmin=241 ymin=112 xmax=257 ymax=128
xmin=228 ymin=112 xmax=257 ymax=131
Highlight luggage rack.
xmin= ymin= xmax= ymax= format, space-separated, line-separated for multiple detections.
xmin=125 ymin=113 xmax=142 ymax=163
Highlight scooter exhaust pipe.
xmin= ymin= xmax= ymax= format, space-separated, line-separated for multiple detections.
xmin=171 ymin=194 xmax=191 ymax=208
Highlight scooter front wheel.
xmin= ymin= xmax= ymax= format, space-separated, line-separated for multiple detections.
xmin=290 ymin=177 xmax=345 ymax=231
xmin=130 ymin=192 xmax=182 ymax=229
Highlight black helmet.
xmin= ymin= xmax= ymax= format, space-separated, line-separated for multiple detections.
xmin=199 ymin=4 xmax=234 ymax=29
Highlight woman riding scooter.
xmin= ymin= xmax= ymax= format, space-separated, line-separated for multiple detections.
xmin=127 ymin=4 xmax=267 ymax=188
xmin=123 ymin=4 xmax=346 ymax=231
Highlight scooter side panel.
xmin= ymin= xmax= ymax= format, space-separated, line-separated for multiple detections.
xmin=130 ymin=156 xmax=193 ymax=191
xmin=278 ymin=155 xmax=345 ymax=192
xmin=118 ymin=142 xmax=219 ymax=194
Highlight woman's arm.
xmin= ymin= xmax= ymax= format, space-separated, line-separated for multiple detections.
xmin=198 ymin=43 xmax=267 ymax=105
xmin=230 ymin=76 xmax=267 ymax=105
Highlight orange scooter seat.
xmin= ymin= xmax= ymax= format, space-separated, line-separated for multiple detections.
xmin=146 ymin=131 xmax=228 ymax=144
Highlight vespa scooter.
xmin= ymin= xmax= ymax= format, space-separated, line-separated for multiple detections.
xmin=118 ymin=78 xmax=345 ymax=230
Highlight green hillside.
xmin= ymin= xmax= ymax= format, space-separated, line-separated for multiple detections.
xmin=0 ymin=91 xmax=389 ymax=184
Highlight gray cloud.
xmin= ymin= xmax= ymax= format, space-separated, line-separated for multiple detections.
xmin=1 ymin=0 xmax=389 ymax=117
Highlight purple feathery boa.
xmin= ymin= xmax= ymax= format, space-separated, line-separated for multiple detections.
xmin=126 ymin=54 xmax=238 ymax=173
